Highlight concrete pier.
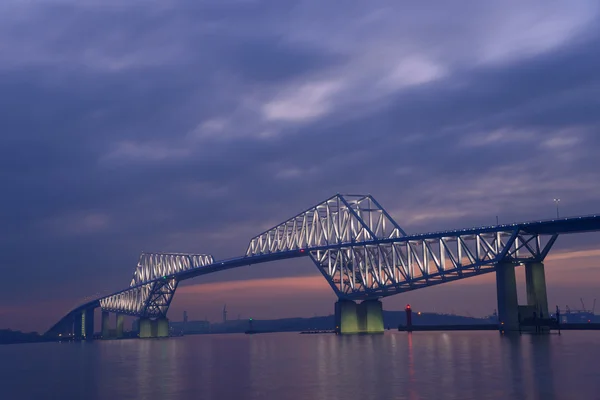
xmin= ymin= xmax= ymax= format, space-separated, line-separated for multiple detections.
xmin=335 ymin=300 xmax=359 ymax=334
xmin=335 ymin=299 xmax=384 ymax=334
xmin=139 ymin=318 xmax=153 ymax=338
xmin=157 ymin=318 xmax=169 ymax=338
xmin=116 ymin=314 xmax=124 ymax=338
xmin=74 ymin=312 xmax=83 ymax=339
xmin=101 ymin=311 xmax=110 ymax=338
xmin=358 ymin=300 xmax=384 ymax=333
xmin=84 ymin=308 xmax=94 ymax=339
xmin=496 ymin=261 xmax=519 ymax=331
xmin=525 ymin=262 xmax=549 ymax=318
xmin=138 ymin=317 xmax=170 ymax=338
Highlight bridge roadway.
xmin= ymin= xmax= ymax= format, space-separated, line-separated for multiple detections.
xmin=47 ymin=194 xmax=600 ymax=338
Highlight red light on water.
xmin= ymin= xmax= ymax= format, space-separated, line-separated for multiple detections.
xmin=405 ymin=304 xmax=411 ymax=310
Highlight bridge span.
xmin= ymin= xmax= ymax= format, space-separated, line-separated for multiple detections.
xmin=47 ymin=194 xmax=600 ymax=337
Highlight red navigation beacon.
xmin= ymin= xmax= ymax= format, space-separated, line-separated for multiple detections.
xmin=405 ymin=304 xmax=413 ymax=332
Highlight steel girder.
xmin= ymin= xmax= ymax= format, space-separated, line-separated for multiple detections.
xmin=142 ymin=278 xmax=178 ymax=318
xmin=100 ymin=283 xmax=151 ymax=315
xmin=308 ymin=230 xmax=558 ymax=300
xmin=99 ymin=252 xmax=212 ymax=317
xmin=246 ymin=194 xmax=406 ymax=256
xmin=244 ymin=194 xmax=560 ymax=300
xmin=48 ymin=193 xmax=600 ymax=335
xmin=130 ymin=252 xmax=213 ymax=286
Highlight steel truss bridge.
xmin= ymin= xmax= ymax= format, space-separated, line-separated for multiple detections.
xmin=47 ymin=194 xmax=600 ymax=336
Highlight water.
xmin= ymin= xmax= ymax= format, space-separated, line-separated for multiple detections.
xmin=1 ymin=331 xmax=599 ymax=400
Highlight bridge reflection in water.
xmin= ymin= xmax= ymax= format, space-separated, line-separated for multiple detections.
xmin=46 ymin=194 xmax=600 ymax=338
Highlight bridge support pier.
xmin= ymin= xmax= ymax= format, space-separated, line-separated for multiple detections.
xmin=358 ymin=300 xmax=384 ymax=333
xmin=101 ymin=311 xmax=110 ymax=338
xmin=335 ymin=300 xmax=383 ymax=334
xmin=74 ymin=312 xmax=83 ymax=340
xmin=84 ymin=308 xmax=94 ymax=340
xmin=335 ymin=300 xmax=359 ymax=334
xmin=525 ymin=262 xmax=549 ymax=319
xmin=496 ymin=261 xmax=519 ymax=332
xmin=116 ymin=314 xmax=124 ymax=338
xmin=157 ymin=318 xmax=169 ymax=338
xmin=139 ymin=318 xmax=152 ymax=338
xmin=138 ymin=317 xmax=169 ymax=338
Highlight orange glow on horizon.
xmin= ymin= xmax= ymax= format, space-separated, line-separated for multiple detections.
xmin=177 ymin=275 xmax=330 ymax=296
xmin=545 ymin=248 xmax=600 ymax=261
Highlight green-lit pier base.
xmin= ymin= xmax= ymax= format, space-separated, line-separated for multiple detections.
xmin=335 ymin=300 xmax=384 ymax=334
xmin=138 ymin=317 xmax=170 ymax=338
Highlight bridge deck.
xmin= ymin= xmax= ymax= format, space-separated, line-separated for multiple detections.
xmin=47 ymin=214 xmax=600 ymax=335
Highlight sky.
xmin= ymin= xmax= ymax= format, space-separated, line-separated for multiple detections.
xmin=1 ymin=0 xmax=600 ymax=333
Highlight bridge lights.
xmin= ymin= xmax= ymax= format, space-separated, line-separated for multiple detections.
xmin=553 ymin=198 xmax=561 ymax=219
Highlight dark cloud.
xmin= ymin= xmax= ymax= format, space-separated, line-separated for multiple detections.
xmin=1 ymin=0 xmax=600 ymax=330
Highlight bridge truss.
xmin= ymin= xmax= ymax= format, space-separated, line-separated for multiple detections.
xmin=245 ymin=196 xmax=560 ymax=299
xmin=307 ymin=230 xmax=557 ymax=299
xmin=99 ymin=252 xmax=213 ymax=317
xmin=246 ymin=194 xmax=406 ymax=255
xmin=48 ymin=193 xmax=600 ymax=334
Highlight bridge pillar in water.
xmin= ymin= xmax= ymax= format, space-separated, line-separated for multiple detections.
xmin=335 ymin=300 xmax=383 ymax=334
xmin=156 ymin=318 xmax=169 ymax=338
xmin=525 ymin=262 xmax=549 ymax=319
xmin=84 ymin=308 xmax=94 ymax=340
xmin=357 ymin=300 xmax=384 ymax=333
xmin=116 ymin=314 xmax=124 ymax=338
xmin=335 ymin=300 xmax=359 ymax=334
xmin=138 ymin=318 xmax=169 ymax=338
xmin=496 ymin=261 xmax=519 ymax=331
xmin=74 ymin=312 xmax=83 ymax=340
xmin=101 ymin=311 xmax=110 ymax=338
xmin=139 ymin=318 xmax=153 ymax=338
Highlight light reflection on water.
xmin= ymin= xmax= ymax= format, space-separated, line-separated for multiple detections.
xmin=0 ymin=331 xmax=597 ymax=400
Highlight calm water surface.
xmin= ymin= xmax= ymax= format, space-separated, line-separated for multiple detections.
xmin=1 ymin=331 xmax=600 ymax=400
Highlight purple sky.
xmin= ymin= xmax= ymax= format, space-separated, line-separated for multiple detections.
xmin=1 ymin=1 xmax=600 ymax=332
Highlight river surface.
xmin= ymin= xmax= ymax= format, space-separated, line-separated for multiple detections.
xmin=1 ymin=331 xmax=599 ymax=400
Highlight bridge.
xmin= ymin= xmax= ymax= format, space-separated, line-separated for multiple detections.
xmin=46 ymin=194 xmax=600 ymax=337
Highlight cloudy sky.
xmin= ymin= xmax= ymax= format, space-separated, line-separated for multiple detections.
xmin=2 ymin=0 xmax=600 ymax=332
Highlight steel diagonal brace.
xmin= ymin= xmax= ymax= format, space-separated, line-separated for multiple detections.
xmin=424 ymin=241 xmax=444 ymax=276
xmin=158 ymin=279 xmax=179 ymax=317
xmin=337 ymin=196 xmax=378 ymax=241
xmin=497 ymin=229 xmax=519 ymax=262
xmin=368 ymin=196 xmax=407 ymax=237
xmin=139 ymin=283 xmax=156 ymax=317
xmin=518 ymin=235 xmax=539 ymax=257
xmin=309 ymin=251 xmax=343 ymax=298
xmin=142 ymin=280 xmax=177 ymax=318
xmin=540 ymin=234 xmax=559 ymax=261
